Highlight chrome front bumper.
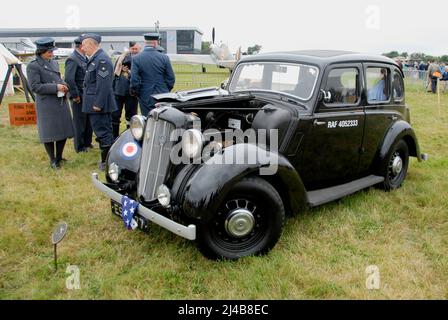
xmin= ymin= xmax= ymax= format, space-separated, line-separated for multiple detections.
xmin=91 ymin=173 xmax=197 ymax=240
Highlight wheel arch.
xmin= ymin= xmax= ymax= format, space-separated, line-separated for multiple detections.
xmin=374 ymin=120 xmax=421 ymax=173
xmin=180 ymin=144 xmax=308 ymax=222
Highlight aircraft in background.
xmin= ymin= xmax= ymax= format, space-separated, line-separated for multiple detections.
xmin=107 ymin=44 xmax=124 ymax=59
xmin=8 ymin=38 xmax=74 ymax=59
xmin=167 ymin=28 xmax=241 ymax=70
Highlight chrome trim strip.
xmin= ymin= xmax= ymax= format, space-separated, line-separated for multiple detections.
xmin=92 ymin=173 xmax=196 ymax=241
xmin=152 ymin=120 xmax=167 ymax=198
xmin=141 ymin=119 xmax=158 ymax=198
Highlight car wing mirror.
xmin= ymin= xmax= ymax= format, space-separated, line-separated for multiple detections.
xmin=220 ymin=78 xmax=230 ymax=90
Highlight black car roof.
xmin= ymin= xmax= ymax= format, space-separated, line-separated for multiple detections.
xmin=238 ymin=50 xmax=399 ymax=68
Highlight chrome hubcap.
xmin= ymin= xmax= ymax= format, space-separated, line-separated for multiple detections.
xmin=391 ymin=154 xmax=403 ymax=176
xmin=224 ymin=209 xmax=255 ymax=238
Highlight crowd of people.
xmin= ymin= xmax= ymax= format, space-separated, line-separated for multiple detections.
xmin=396 ymin=59 xmax=448 ymax=93
xmin=26 ymin=33 xmax=175 ymax=170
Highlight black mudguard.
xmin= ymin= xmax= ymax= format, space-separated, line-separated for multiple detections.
xmin=179 ymin=143 xmax=308 ymax=222
xmin=377 ymin=120 xmax=422 ymax=166
xmin=106 ymin=130 xmax=142 ymax=174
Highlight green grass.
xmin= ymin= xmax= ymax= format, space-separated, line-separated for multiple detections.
xmin=0 ymin=76 xmax=447 ymax=299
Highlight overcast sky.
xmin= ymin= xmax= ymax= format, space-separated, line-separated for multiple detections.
xmin=1 ymin=0 xmax=447 ymax=56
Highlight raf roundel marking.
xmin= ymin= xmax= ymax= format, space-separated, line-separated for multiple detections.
xmin=121 ymin=142 xmax=139 ymax=159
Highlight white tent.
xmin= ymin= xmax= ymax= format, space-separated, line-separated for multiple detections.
xmin=0 ymin=44 xmax=33 ymax=104
xmin=0 ymin=44 xmax=15 ymax=96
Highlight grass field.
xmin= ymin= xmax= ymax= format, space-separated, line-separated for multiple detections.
xmin=0 ymin=70 xmax=447 ymax=299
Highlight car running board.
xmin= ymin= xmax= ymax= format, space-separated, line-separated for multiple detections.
xmin=307 ymin=175 xmax=385 ymax=207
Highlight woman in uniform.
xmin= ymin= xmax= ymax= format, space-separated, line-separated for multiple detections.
xmin=26 ymin=37 xmax=74 ymax=169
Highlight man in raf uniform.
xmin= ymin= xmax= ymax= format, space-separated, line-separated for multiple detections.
xmin=130 ymin=33 xmax=175 ymax=116
xmin=81 ymin=33 xmax=117 ymax=170
xmin=65 ymin=36 xmax=93 ymax=153
xmin=112 ymin=41 xmax=141 ymax=139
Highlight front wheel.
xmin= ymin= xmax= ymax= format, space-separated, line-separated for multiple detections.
xmin=378 ymin=139 xmax=409 ymax=191
xmin=196 ymin=177 xmax=285 ymax=260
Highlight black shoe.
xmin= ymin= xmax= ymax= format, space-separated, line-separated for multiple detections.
xmin=50 ymin=161 xmax=61 ymax=170
xmin=86 ymin=144 xmax=94 ymax=150
xmin=54 ymin=158 xmax=68 ymax=167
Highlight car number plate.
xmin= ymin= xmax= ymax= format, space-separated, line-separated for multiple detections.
xmin=110 ymin=200 xmax=150 ymax=232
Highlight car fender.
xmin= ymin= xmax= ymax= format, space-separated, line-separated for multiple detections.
xmin=106 ymin=130 xmax=142 ymax=177
xmin=376 ymin=120 xmax=421 ymax=167
xmin=180 ymin=143 xmax=308 ymax=222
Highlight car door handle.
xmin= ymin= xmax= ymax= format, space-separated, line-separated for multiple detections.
xmin=388 ymin=115 xmax=398 ymax=121
xmin=314 ymin=120 xmax=326 ymax=126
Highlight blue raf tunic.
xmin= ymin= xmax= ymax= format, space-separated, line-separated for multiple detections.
xmin=130 ymin=46 xmax=175 ymax=116
xmin=83 ymin=48 xmax=117 ymax=148
xmin=83 ymin=48 xmax=117 ymax=114
xmin=65 ymin=50 xmax=93 ymax=152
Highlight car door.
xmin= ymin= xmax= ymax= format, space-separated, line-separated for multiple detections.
xmin=358 ymin=63 xmax=402 ymax=176
xmin=300 ymin=63 xmax=366 ymax=190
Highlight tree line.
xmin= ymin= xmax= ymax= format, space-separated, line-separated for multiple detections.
xmin=383 ymin=51 xmax=448 ymax=63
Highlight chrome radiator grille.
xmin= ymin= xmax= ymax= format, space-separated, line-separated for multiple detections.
xmin=137 ymin=118 xmax=175 ymax=201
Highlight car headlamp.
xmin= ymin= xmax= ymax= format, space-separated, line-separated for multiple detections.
xmin=108 ymin=162 xmax=120 ymax=182
xmin=157 ymin=184 xmax=171 ymax=208
xmin=182 ymin=129 xmax=204 ymax=159
xmin=130 ymin=115 xmax=146 ymax=141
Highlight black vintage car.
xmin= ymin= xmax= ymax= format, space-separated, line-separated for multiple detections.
xmin=92 ymin=50 xmax=426 ymax=259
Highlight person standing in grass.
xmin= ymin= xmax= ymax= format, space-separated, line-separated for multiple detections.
xmin=112 ymin=41 xmax=141 ymax=139
xmin=427 ymin=60 xmax=441 ymax=94
xmin=130 ymin=33 xmax=175 ymax=116
xmin=65 ymin=36 xmax=93 ymax=153
xmin=27 ymin=37 xmax=74 ymax=169
xmin=81 ymin=33 xmax=117 ymax=171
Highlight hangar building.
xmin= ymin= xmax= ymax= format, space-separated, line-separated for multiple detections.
xmin=0 ymin=27 xmax=203 ymax=54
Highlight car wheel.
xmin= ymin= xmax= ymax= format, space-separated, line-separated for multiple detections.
xmin=379 ymin=139 xmax=409 ymax=191
xmin=196 ymin=177 xmax=285 ymax=260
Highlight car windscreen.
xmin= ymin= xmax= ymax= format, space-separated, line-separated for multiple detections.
xmin=229 ymin=62 xmax=319 ymax=101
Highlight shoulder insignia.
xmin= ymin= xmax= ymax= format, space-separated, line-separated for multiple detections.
xmin=98 ymin=69 xmax=110 ymax=78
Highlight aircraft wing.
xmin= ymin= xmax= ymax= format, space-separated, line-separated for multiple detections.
xmin=167 ymin=54 xmax=216 ymax=65
xmin=167 ymin=54 xmax=236 ymax=69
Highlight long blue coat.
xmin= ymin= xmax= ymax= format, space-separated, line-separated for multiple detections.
xmin=82 ymin=48 xmax=117 ymax=114
xmin=27 ymin=56 xmax=74 ymax=143
xmin=130 ymin=46 xmax=175 ymax=115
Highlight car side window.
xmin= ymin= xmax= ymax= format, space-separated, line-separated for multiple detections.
xmin=393 ymin=70 xmax=405 ymax=101
xmin=324 ymin=68 xmax=360 ymax=106
xmin=366 ymin=67 xmax=390 ymax=103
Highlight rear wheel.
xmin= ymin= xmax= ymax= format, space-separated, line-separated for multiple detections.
xmin=379 ymin=139 xmax=409 ymax=191
xmin=196 ymin=177 xmax=285 ymax=260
